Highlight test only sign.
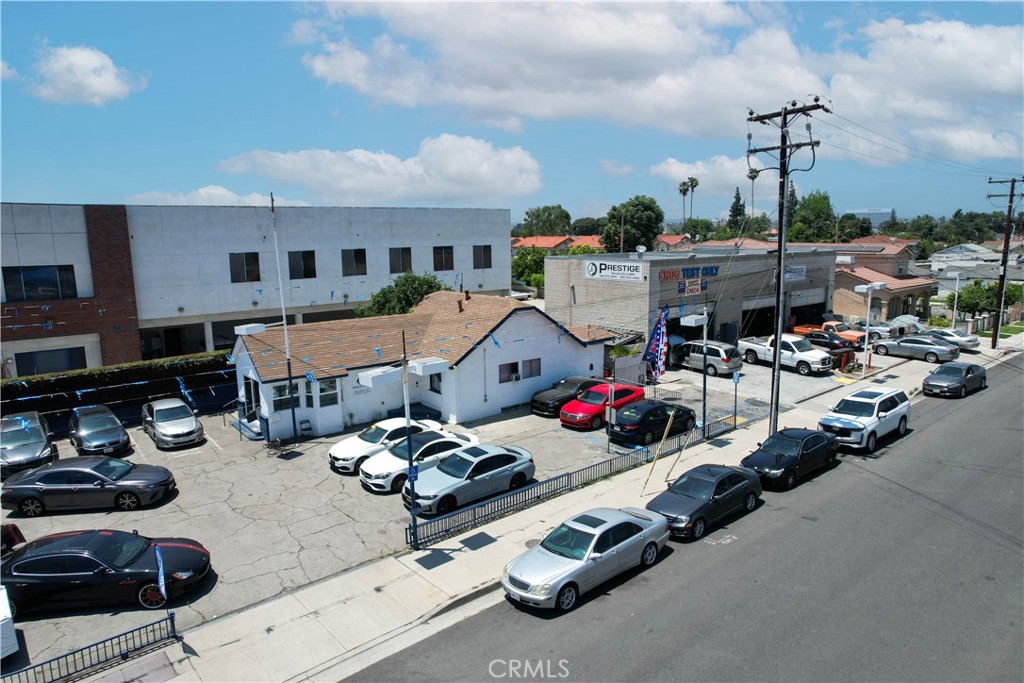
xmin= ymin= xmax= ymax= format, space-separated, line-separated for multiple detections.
xmin=584 ymin=260 xmax=643 ymax=282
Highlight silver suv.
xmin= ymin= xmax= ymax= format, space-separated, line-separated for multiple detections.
xmin=670 ymin=340 xmax=742 ymax=376
xmin=818 ymin=388 xmax=910 ymax=453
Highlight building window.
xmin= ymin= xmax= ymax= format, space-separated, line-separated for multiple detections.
xmin=341 ymin=249 xmax=367 ymax=277
xmin=2 ymin=265 xmax=77 ymax=302
xmin=288 ymin=251 xmax=316 ymax=279
xmin=272 ymin=382 xmax=300 ymax=411
xmin=390 ymin=247 xmax=412 ymax=274
xmin=498 ymin=362 xmax=520 ymax=384
xmin=229 ymin=253 xmax=260 ymax=283
xmin=306 ymin=378 xmax=339 ymax=407
xmin=429 ymin=373 xmax=442 ymax=394
xmin=473 ymin=245 xmax=492 ymax=269
xmin=433 ymin=246 xmax=454 ymax=271
xmin=522 ymin=358 xmax=541 ymax=378
xmin=15 ymin=347 xmax=87 ymax=376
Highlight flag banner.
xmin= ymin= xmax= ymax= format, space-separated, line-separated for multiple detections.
xmin=155 ymin=544 xmax=167 ymax=600
xmin=642 ymin=306 xmax=670 ymax=380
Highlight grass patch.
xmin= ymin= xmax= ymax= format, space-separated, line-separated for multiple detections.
xmin=978 ymin=322 xmax=1024 ymax=339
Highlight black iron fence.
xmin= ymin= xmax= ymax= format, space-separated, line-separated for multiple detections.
xmin=1 ymin=613 xmax=177 ymax=683
xmin=407 ymin=417 xmax=738 ymax=548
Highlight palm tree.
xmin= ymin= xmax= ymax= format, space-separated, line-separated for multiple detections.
xmin=747 ymin=168 xmax=760 ymax=216
xmin=686 ymin=176 xmax=699 ymax=226
xmin=677 ymin=180 xmax=690 ymax=233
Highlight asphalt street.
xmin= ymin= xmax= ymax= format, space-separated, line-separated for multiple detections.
xmin=347 ymin=358 xmax=1024 ymax=683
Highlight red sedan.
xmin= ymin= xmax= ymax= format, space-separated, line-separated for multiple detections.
xmin=560 ymin=383 xmax=646 ymax=430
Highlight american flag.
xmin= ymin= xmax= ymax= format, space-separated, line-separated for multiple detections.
xmin=642 ymin=306 xmax=670 ymax=381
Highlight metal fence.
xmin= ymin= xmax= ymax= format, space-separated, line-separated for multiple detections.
xmin=1 ymin=613 xmax=177 ymax=683
xmin=407 ymin=417 xmax=735 ymax=548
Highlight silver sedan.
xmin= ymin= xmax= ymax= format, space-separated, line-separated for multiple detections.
xmin=500 ymin=507 xmax=669 ymax=611
xmin=922 ymin=361 xmax=987 ymax=398
xmin=872 ymin=335 xmax=960 ymax=363
xmin=927 ymin=328 xmax=980 ymax=350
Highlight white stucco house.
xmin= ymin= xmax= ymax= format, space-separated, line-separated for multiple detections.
xmin=231 ymin=291 xmax=614 ymax=439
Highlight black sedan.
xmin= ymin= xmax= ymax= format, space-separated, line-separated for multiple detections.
xmin=922 ymin=361 xmax=987 ymax=398
xmin=802 ymin=330 xmax=853 ymax=351
xmin=740 ymin=428 xmax=838 ymax=490
xmin=530 ymin=376 xmax=605 ymax=417
xmin=645 ymin=464 xmax=761 ymax=539
xmin=610 ymin=399 xmax=696 ymax=446
xmin=1 ymin=456 xmax=176 ymax=517
xmin=1 ymin=529 xmax=211 ymax=617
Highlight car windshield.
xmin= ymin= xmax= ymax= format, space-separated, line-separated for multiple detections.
xmin=91 ymin=531 xmax=151 ymax=569
xmin=668 ymin=474 xmax=714 ymax=501
xmin=154 ymin=404 xmax=193 ymax=422
xmin=932 ymin=365 xmax=965 ymax=377
xmin=540 ymin=523 xmax=595 ymax=561
xmin=358 ymin=424 xmax=389 ymax=444
xmin=437 ymin=453 xmax=474 ymax=478
xmin=617 ymin=405 xmax=645 ymax=420
xmin=92 ymin=458 xmax=136 ymax=481
xmin=833 ymin=324 xmax=852 ymax=332
xmin=554 ymin=378 xmax=583 ymax=391
xmin=790 ymin=338 xmax=815 ymax=352
xmin=80 ymin=414 xmax=121 ymax=432
xmin=760 ymin=433 xmax=801 ymax=457
xmin=832 ymin=399 xmax=875 ymax=418
xmin=576 ymin=389 xmax=607 ymax=406
xmin=0 ymin=426 xmax=45 ymax=449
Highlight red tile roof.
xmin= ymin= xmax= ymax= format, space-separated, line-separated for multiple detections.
xmin=838 ymin=266 xmax=936 ymax=292
xmin=569 ymin=235 xmax=604 ymax=249
xmin=512 ymin=236 xmax=573 ymax=250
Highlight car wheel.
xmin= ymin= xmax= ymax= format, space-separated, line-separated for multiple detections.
xmin=958 ymin=385 xmax=966 ymax=398
xmin=744 ymin=350 xmax=758 ymax=364
xmin=874 ymin=345 xmax=888 ymax=356
xmin=640 ymin=542 xmax=658 ymax=567
xmin=391 ymin=474 xmax=408 ymax=494
xmin=826 ymin=448 xmax=837 ymax=467
xmin=437 ymin=495 xmax=456 ymax=516
xmin=685 ymin=415 xmax=696 ymax=432
xmin=981 ymin=377 xmax=988 ymax=390
xmin=590 ymin=415 xmax=603 ymax=429
xmin=897 ymin=416 xmax=907 ymax=436
xmin=869 ymin=332 xmax=880 ymax=342
xmin=866 ymin=431 xmax=878 ymax=453
xmin=744 ymin=492 xmax=757 ymax=512
xmin=354 ymin=456 xmax=369 ymax=472
xmin=796 ymin=362 xmax=811 ymax=376
xmin=705 ymin=365 xmax=718 ymax=377
xmin=138 ymin=583 xmax=167 ymax=609
xmin=509 ymin=472 xmax=527 ymax=491
xmin=556 ymin=583 xmax=579 ymax=612
xmin=116 ymin=492 xmax=141 ymax=511
xmin=641 ymin=431 xmax=654 ymax=445
xmin=19 ymin=497 xmax=44 ymax=517
xmin=691 ymin=518 xmax=706 ymax=540
xmin=925 ymin=352 xmax=938 ymax=363
xmin=782 ymin=471 xmax=798 ymax=490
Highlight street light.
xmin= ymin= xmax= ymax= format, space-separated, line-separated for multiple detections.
xmin=681 ymin=310 xmax=709 ymax=438
xmin=947 ymin=271 xmax=962 ymax=331
xmin=854 ymin=282 xmax=887 ymax=378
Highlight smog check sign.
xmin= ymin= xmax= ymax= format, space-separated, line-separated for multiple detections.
xmin=584 ymin=260 xmax=643 ymax=282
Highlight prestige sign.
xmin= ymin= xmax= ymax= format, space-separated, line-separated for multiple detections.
xmin=583 ymin=260 xmax=643 ymax=282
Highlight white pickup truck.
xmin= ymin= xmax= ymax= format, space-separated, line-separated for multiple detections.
xmin=737 ymin=333 xmax=833 ymax=375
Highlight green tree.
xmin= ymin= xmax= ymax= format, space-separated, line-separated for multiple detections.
xmin=567 ymin=244 xmax=599 ymax=255
xmin=946 ymin=279 xmax=991 ymax=319
xmin=747 ymin=213 xmax=773 ymax=236
xmin=878 ymin=217 xmax=906 ymax=236
xmin=521 ymin=205 xmax=571 ymax=236
xmin=727 ymin=187 xmax=746 ymax=231
xmin=356 ymin=272 xmax=450 ymax=317
xmin=511 ymin=246 xmax=547 ymax=283
xmin=677 ymin=181 xmax=690 ymax=231
xmin=600 ymin=195 xmax=665 ymax=253
xmin=571 ymin=216 xmax=605 ymax=236
xmin=685 ymin=176 xmax=699 ymax=226
xmin=686 ymin=218 xmax=716 ymax=243
xmin=790 ymin=189 xmax=837 ymax=242
xmin=1003 ymin=282 xmax=1024 ymax=307
xmin=906 ymin=215 xmax=939 ymax=240
xmin=837 ymin=213 xmax=872 ymax=241
xmin=935 ymin=210 xmax=1001 ymax=245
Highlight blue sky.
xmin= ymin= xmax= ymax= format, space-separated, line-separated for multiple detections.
xmin=2 ymin=2 xmax=1021 ymax=227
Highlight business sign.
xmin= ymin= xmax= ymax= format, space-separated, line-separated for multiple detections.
xmin=784 ymin=265 xmax=806 ymax=282
xmin=584 ymin=260 xmax=643 ymax=282
xmin=678 ymin=278 xmax=708 ymax=295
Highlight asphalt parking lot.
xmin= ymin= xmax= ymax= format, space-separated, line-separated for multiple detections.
xmin=2 ymin=352 xmax=907 ymax=667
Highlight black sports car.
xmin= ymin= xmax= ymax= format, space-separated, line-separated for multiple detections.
xmin=0 ymin=529 xmax=211 ymax=617
xmin=740 ymin=427 xmax=838 ymax=490
xmin=530 ymin=376 xmax=605 ymax=417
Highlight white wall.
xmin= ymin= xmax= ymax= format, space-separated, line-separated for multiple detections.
xmin=127 ymin=206 xmax=512 ymax=327
xmin=0 ymin=333 xmax=102 ymax=370
xmin=0 ymin=204 xmax=95 ymax=299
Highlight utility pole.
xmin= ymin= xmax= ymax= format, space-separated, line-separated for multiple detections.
xmin=987 ymin=177 xmax=1023 ymax=349
xmin=747 ymin=98 xmax=831 ymax=435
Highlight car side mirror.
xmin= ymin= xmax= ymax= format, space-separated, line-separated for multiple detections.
xmin=69 ymin=431 xmax=77 ymax=438
xmin=192 ymin=410 xmax=199 ymax=416
xmin=93 ymin=481 xmax=103 ymax=487
xmin=94 ymin=567 xmax=111 ymax=575
xmin=878 ymin=411 xmax=888 ymax=418
xmin=590 ymin=552 xmax=603 ymax=560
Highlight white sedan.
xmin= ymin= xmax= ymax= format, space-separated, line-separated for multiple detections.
xmin=327 ymin=418 xmax=442 ymax=474
xmin=358 ymin=429 xmax=479 ymax=493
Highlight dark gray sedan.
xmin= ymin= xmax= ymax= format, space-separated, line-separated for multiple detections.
xmin=922 ymin=361 xmax=987 ymax=398
xmin=645 ymin=464 xmax=761 ymax=539
xmin=873 ymin=334 xmax=960 ymax=363
xmin=68 ymin=405 xmax=131 ymax=456
xmin=0 ymin=456 xmax=176 ymax=517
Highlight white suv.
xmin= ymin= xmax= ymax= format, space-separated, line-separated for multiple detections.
xmin=818 ymin=388 xmax=910 ymax=453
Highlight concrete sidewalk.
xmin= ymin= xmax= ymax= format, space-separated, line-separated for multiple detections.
xmin=91 ymin=336 xmax=1022 ymax=683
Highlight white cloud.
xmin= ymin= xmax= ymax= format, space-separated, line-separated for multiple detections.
xmin=124 ymin=186 xmax=308 ymax=207
xmin=599 ymin=159 xmax=633 ymax=176
xmin=1 ymin=61 xmax=17 ymax=80
xmin=217 ymin=134 xmax=541 ymax=205
xmin=650 ymin=155 xmax=766 ymax=199
xmin=27 ymin=45 xmax=146 ymax=105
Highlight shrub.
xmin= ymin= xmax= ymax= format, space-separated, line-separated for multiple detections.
xmin=928 ymin=316 xmax=950 ymax=328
